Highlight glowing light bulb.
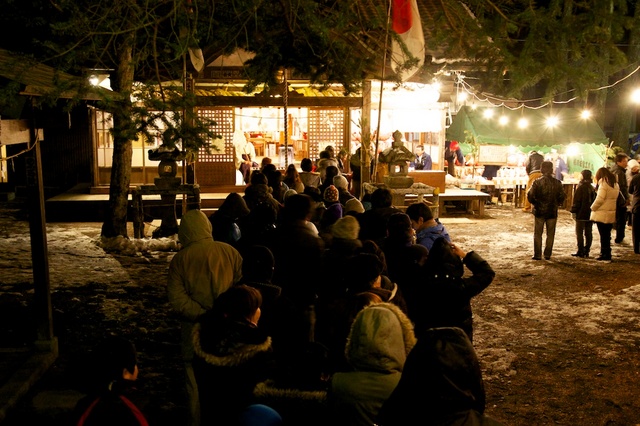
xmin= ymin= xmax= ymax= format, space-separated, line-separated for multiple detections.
xmin=580 ymin=110 xmax=591 ymax=119
xmin=632 ymin=88 xmax=640 ymax=104
xmin=498 ymin=115 xmax=509 ymax=126
xmin=517 ymin=118 xmax=528 ymax=129
xmin=546 ymin=116 xmax=559 ymax=127
xmin=483 ymin=109 xmax=494 ymax=118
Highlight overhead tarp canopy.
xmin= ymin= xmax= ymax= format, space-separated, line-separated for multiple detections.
xmin=447 ymin=106 xmax=609 ymax=147
xmin=447 ymin=106 xmax=610 ymax=174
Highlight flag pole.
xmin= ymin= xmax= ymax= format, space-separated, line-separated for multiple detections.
xmin=372 ymin=0 xmax=393 ymax=183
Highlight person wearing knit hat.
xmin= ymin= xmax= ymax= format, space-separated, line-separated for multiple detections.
xmin=444 ymin=140 xmax=464 ymax=177
xmin=331 ymin=215 xmax=360 ymax=240
xmin=324 ymin=184 xmax=340 ymax=206
xmin=344 ymin=198 xmax=365 ymax=216
xmin=333 ymin=174 xmax=348 ymax=190
xmin=284 ymin=188 xmax=298 ymax=201
xmin=334 ymin=174 xmax=355 ymax=205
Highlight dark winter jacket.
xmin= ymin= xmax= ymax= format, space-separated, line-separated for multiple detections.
xmin=611 ymin=164 xmax=629 ymax=201
xmin=319 ymin=237 xmax=363 ymax=300
xmin=377 ymin=327 xmax=503 ymax=426
xmin=527 ymin=174 xmax=565 ymax=219
xmin=570 ymin=180 xmax=596 ymax=221
xmin=525 ymin=152 xmax=544 ymax=175
xmin=271 ymin=220 xmax=325 ymax=306
xmin=358 ymin=206 xmax=400 ymax=246
xmin=192 ymin=315 xmax=274 ymax=426
xmin=630 ymin=173 xmax=640 ymax=214
xmin=243 ymin=183 xmax=282 ymax=213
xmin=412 ymin=239 xmax=495 ymax=342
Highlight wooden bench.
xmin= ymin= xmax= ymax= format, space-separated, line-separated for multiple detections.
xmin=407 ymin=188 xmax=490 ymax=216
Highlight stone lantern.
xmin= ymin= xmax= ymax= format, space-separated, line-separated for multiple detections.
xmin=147 ymin=146 xmax=186 ymax=237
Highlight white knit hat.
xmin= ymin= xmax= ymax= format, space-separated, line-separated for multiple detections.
xmin=331 ymin=215 xmax=360 ymax=240
xmin=333 ymin=175 xmax=349 ymax=190
xmin=344 ymin=198 xmax=365 ymax=214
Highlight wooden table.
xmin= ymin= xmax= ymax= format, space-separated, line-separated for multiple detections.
xmin=491 ymin=177 xmax=528 ymax=208
xmin=364 ymin=182 xmax=439 ymax=217
xmin=435 ymin=188 xmax=491 ymax=216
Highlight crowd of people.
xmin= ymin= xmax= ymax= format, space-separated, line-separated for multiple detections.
xmin=70 ymin=144 xmax=640 ymax=426
xmin=526 ymin=152 xmax=640 ymax=261
xmin=160 ymin=145 xmax=498 ymax=425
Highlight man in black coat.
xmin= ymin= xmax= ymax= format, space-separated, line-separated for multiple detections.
xmin=611 ymin=152 xmax=629 ymax=243
xmin=527 ymin=161 xmax=565 ymax=260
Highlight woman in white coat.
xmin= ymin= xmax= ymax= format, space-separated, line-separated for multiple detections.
xmin=590 ymin=167 xmax=620 ymax=261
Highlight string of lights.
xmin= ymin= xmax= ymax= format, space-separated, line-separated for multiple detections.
xmin=454 ymin=64 xmax=640 ymax=110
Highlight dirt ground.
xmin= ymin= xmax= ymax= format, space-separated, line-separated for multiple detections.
xmin=2 ymin=203 xmax=640 ymax=426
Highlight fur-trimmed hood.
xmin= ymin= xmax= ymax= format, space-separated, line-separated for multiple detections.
xmin=192 ymin=321 xmax=272 ymax=368
xmin=345 ymin=302 xmax=416 ymax=373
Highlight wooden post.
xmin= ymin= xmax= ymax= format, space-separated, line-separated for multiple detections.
xmin=26 ymin=106 xmax=57 ymax=353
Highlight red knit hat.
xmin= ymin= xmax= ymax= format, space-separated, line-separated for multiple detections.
xmin=449 ymin=141 xmax=459 ymax=151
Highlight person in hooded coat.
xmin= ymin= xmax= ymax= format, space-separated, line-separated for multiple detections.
xmin=192 ymin=285 xmax=276 ymax=426
xmin=167 ymin=209 xmax=244 ymax=426
xmin=376 ymin=327 xmax=503 ymax=426
xmin=328 ymin=303 xmax=417 ymax=426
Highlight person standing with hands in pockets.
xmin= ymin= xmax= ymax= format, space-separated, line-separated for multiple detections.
xmin=527 ymin=161 xmax=565 ymax=260
xmin=570 ymin=170 xmax=597 ymax=258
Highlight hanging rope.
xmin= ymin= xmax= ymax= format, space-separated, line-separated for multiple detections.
xmin=283 ymin=69 xmax=289 ymax=169
xmin=372 ymin=0 xmax=394 ymax=182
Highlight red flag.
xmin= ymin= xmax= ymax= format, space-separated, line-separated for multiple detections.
xmin=391 ymin=0 xmax=425 ymax=81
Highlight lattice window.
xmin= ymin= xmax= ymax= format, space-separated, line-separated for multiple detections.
xmin=196 ymin=107 xmax=236 ymax=186
xmin=197 ymin=108 xmax=234 ymax=162
xmin=308 ymin=108 xmax=345 ymax=160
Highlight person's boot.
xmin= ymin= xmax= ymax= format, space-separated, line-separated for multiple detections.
xmin=571 ymin=250 xmax=584 ymax=258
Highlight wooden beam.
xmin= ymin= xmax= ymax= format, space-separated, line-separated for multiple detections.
xmin=196 ymin=96 xmax=362 ymax=108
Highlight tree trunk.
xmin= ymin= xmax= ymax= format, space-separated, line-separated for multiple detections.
xmin=101 ymin=40 xmax=136 ymax=238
